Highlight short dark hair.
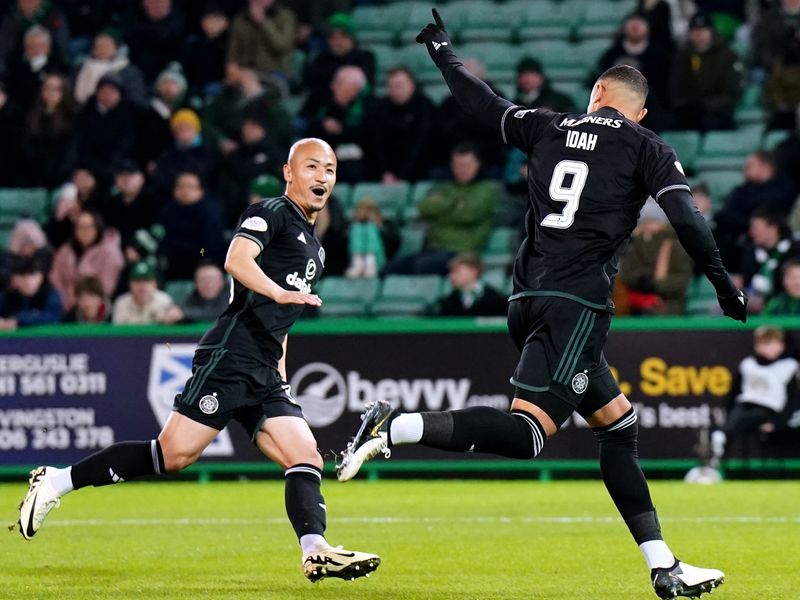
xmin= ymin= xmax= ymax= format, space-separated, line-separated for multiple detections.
xmin=75 ymin=275 xmax=104 ymax=298
xmin=750 ymin=209 xmax=783 ymax=229
xmin=598 ymin=65 xmax=648 ymax=103
xmin=754 ymin=325 xmax=784 ymax=344
xmin=750 ymin=149 xmax=775 ymax=167
xmin=449 ymin=253 xmax=484 ymax=274
xmin=452 ymin=141 xmax=480 ymax=160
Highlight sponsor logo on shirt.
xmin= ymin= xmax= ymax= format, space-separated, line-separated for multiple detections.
xmin=560 ymin=116 xmax=623 ymax=128
xmin=286 ymin=272 xmax=312 ymax=294
xmin=242 ymin=216 xmax=268 ymax=232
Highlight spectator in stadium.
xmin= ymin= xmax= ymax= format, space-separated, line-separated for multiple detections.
xmin=386 ymin=143 xmax=497 ymax=275
xmin=345 ymin=198 xmax=386 ymax=279
xmin=98 ymin=159 xmax=159 ymax=255
xmin=306 ymin=65 xmax=372 ymax=183
xmin=0 ymin=81 xmax=25 ymax=187
xmin=44 ymin=167 xmax=103 ymax=248
xmin=50 ymin=210 xmax=124 ymax=311
xmin=618 ymin=199 xmax=693 ymax=315
xmin=227 ymin=0 xmax=297 ymax=78
xmin=0 ymin=0 xmax=70 ymax=67
xmin=135 ymin=62 xmax=189 ymax=167
xmin=763 ymin=27 xmax=800 ymax=130
xmin=21 ymin=73 xmax=78 ymax=189
xmin=72 ymin=73 xmax=138 ymax=181
xmin=597 ymin=13 xmax=672 ymax=129
xmin=710 ymin=325 xmax=798 ymax=466
xmin=737 ymin=210 xmax=800 ymax=313
xmin=636 ymin=0 xmax=674 ymax=51
xmin=177 ymin=261 xmax=230 ymax=323
xmin=369 ymin=66 xmax=435 ymax=183
xmin=219 ymin=109 xmax=285 ymax=227
xmin=248 ymin=172 xmax=282 ymax=205
xmin=0 ymin=256 xmax=62 ymax=329
xmin=202 ymin=64 xmax=292 ymax=156
xmin=157 ymin=171 xmax=225 ymax=281
xmin=289 ymin=0 xmax=353 ymax=52
xmin=151 ymin=108 xmax=219 ymax=196
xmin=436 ymin=59 xmax=507 ymax=175
xmin=63 ymin=275 xmax=109 ymax=323
xmin=751 ymin=0 xmax=800 ymax=72
xmin=111 ymin=260 xmax=179 ymax=324
xmin=670 ymin=11 xmax=741 ymax=131
xmin=692 ymin=182 xmax=714 ymax=222
xmin=301 ymin=12 xmax=376 ymax=118
xmin=179 ymin=4 xmax=229 ymax=100
xmin=3 ymin=25 xmax=67 ymax=109
xmin=775 ymin=106 xmax=800 ymax=188
xmin=513 ymin=57 xmax=574 ymax=113
xmin=434 ymin=253 xmax=508 ymax=317
xmin=1 ymin=219 xmax=52 ymax=292
xmin=714 ymin=150 xmax=797 ymax=268
xmin=73 ymin=29 xmax=146 ymax=106
xmin=764 ymin=259 xmax=800 ymax=314
xmin=125 ymin=0 xmax=186 ymax=83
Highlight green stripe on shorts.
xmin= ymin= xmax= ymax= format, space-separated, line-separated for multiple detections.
xmin=553 ymin=309 xmax=591 ymax=383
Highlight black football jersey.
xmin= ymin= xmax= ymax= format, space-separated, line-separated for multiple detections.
xmin=197 ymin=196 xmax=325 ymax=368
xmin=501 ymin=105 xmax=690 ymax=311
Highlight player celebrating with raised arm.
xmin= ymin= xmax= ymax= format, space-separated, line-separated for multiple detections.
xmin=337 ymin=10 xmax=747 ymax=600
xmin=16 ymin=138 xmax=380 ymax=583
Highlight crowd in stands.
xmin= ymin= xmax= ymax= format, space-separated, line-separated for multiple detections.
xmin=1 ymin=0 xmax=800 ymax=327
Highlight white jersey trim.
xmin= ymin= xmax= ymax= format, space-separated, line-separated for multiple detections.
xmin=655 ymin=184 xmax=691 ymax=201
xmin=500 ymin=104 xmax=518 ymax=145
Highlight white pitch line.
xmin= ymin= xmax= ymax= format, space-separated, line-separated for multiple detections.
xmin=44 ymin=515 xmax=800 ymax=527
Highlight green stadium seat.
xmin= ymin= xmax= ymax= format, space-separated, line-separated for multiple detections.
xmin=458 ymin=2 xmax=524 ymax=43
xmin=762 ymin=130 xmax=789 ymax=151
xmin=694 ymin=127 xmax=763 ymax=171
xmin=738 ymin=84 xmax=762 ymax=109
xmin=517 ymin=0 xmax=584 ymax=42
xmin=403 ymin=180 xmax=439 ymax=221
xmin=0 ymin=188 xmax=49 ymax=224
xmin=397 ymin=226 xmax=426 ymax=256
xmin=693 ymin=170 xmax=744 ymax=206
xmin=734 ymin=106 xmax=766 ymax=127
xmin=661 ymin=131 xmax=701 ymax=172
xmin=423 ymin=82 xmax=452 ymax=105
xmin=351 ymin=182 xmax=411 ymax=220
xmin=371 ymin=274 xmax=443 ymax=315
xmin=0 ymin=223 xmax=14 ymax=249
xmin=482 ymin=227 xmax=517 ymax=268
xmin=317 ymin=277 xmax=379 ymax=317
xmin=455 ymin=42 xmax=523 ymax=83
xmin=371 ymin=45 xmax=400 ymax=75
xmin=521 ymin=40 xmax=589 ymax=81
xmin=483 ymin=267 xmax=512 ymax=296
xmin=352 ymin=5 xmax=406 ymax=45
xmin=577 ymin=0 xmax=637 ymax=40
xmin=397 ymin=3 xmax=448 ymax=44
xmin=165 ymin=280 xmax=194 ymax=305
xmin=332 ymin=182 xmax=353 ymax=209
xmin=684 ymin=276 xmax=719 ymax=315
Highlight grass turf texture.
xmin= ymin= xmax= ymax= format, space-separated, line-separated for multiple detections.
xmin=0 ymin=480 xmax=797 ymax=599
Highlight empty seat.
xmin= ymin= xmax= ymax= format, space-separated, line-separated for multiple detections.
xmin=397 ymin=226 xmax=426 ymax=256
xmin=684 ymin=276 xmax=719 ymax=315
xmin=482 ymin=227 xmax=517 ymax=268
xmin=762 ymin=130 xmax=789 ymax=151
xmin=165 ymin=280 xmax=194 ymax=305
xmin=661 ymin=131 xmax=701 ymax=172
xmin=694 ymin=127 xmax=763 ymax=171
xmin=693 ymin=170 xmax=745 ymax=206
xmin=458 ymin=1 xmax=523 ymax=43
xmin=371 ymin=274 xmax=442 ymax=315
xmin=577 ymin=0 xmax=637 ymax=39
xmin=517 ymin=0 xmax=584 ymax=42
xmin=0 ymin=188 xmax=49 ymax=224
xmin=317 ymin=277 xmax=379 ymax=317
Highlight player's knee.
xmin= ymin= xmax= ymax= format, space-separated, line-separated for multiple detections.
xmin=593 ymin=408 xmax=638 ymax=446
xmin=161 ymin=447 xmax=201 ymax=472
xmin=510 ymin=410 xmax=547 ymax=459
xmin=284 ymin=444 xmax=323 ymax=471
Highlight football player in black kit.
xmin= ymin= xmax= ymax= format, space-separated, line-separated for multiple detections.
xmin=17 ymin=138 xmax=381 ymax=583
xmin=337 ymin=10 xmax=747 ymax=599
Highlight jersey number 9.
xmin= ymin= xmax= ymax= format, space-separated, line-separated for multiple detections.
xmin=541 ymin=160 xmax=589 ymax=230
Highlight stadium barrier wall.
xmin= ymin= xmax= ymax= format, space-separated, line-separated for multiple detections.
xmin=1 ymin=317 xmax=799 ymax=479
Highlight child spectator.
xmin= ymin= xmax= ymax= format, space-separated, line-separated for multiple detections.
xmin=50 ymin=210 xmax=124 ymax=312
xmin=64 ymin=276 xmax=109 ymax=323
xmin=710 ymin=326 xmax=799 ymax=465
xmin=0 ymin=256 xmax=62 ymax=329
xmin=764 ymin=259 xmax=800 ymax=315
xmin=111 ymin=261 xmax=178 ymax=325
xmin=434 ymin=254 xmax=508 ymax=317
xmin=346 ymin=198 xmax=385 ymax=279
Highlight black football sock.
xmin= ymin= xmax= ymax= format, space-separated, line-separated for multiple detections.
xmin=285 ymin=464 xmax=326 ymax=539
xmin=419 ymin=406 xmax=545 ymax=459
xmin=70 ymin=440 xmax=165 ymax=489
xmin=594 ymin=409 xmax=663 ymax=544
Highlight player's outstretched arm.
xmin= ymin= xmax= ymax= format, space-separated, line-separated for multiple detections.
xmin=658 ymin=189 xmax=747 ymax=322
xmin=416 ymin=9 xmax=514 ymax=135
xmin=225 ymin=237 xmax=322 ymax=306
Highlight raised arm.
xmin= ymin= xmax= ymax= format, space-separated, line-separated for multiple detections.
xmin=416 ymin=9 xmax=514 ymax=135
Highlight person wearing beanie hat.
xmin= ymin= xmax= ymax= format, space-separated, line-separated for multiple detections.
xmin=248 ymin=173 xmax=282 ymax=203
xmin=513 ymin=56 xmax=575 ymax=112
xmin=670 ymin=10 xmax=741 ymax=131
xmin=300 ymin=11 xmax=376 ymax=118
xmin=73 ymin=29 xmax=146 ymax=106
xmin=135 ymin=63 xmax=189 ymax=166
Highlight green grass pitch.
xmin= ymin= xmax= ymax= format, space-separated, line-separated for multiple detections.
xmin=1 ymin=480 xmax=797 ymax=599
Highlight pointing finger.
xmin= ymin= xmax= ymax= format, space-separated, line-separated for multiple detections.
xmin=432 ymin=8 xmax=445 ymax=30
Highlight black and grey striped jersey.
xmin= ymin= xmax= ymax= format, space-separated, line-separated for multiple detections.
xmin=501 ymin=105 xmax=690 ymax=311
xmin=197 ymin=196 xmax=324 ymax=368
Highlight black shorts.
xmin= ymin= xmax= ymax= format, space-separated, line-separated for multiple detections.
xmin=173 ymin=347 xmax=304 ymax=442
xmin=507 ymin=295 xmax=621 ymax=426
